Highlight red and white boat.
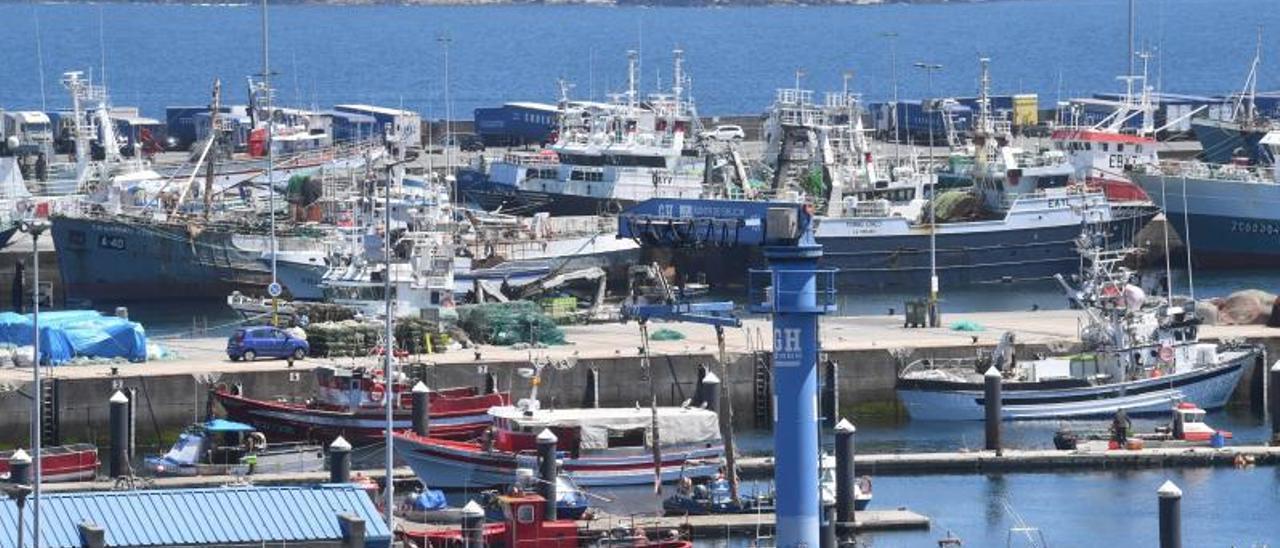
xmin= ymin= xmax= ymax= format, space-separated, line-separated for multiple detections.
xmin=1051 ymin=128 xmax=1155 ymax=203
xmin=0 ymin=444 xmax=99 ymax=483
xmin=394 ymin=399 xmax=725 ymax=489
xmin=1051 ymin=66 xmax=1165 ymax=204
xmin=213 ymin=365 xmax=508 ymax=445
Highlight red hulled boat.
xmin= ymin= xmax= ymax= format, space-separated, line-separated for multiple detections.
xmin=212 ymin=365 xmax=508 ymax=445
xmin=0 ymin=444 xmax=99 ymax=483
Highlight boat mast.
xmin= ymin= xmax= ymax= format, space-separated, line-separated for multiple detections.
xmin=383 ymin=162 xmax=396 ymax=533
xmin=260 ymin=0 xmax=279 ymax=326
xmin=204 ymin=79 xmax=221 ymax=220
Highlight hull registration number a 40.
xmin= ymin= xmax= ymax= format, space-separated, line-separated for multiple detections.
xmin=98 ymin=234 xmax=126 ymax=251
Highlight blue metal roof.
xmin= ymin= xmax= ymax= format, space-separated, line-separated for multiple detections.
xmin=202 ymin=418 xmax=255 ymax=433
xmin=0 ymin=484 xmax=390 ymax=548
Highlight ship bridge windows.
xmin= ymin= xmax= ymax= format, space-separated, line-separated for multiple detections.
xmin=571 ymin=170 xmax=604 ymax=182
xmin=604 ymin=154 xmax=666 ymax=168
xmin=559 ymin=153 xmax=605 ymax=167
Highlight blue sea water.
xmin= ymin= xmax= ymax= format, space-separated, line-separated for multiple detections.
xmin=0 ymin=0 xmax=1278 ymax=119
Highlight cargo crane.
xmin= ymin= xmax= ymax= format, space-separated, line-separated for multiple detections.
xmin=619 ymin=198 xmax=836 ymax=548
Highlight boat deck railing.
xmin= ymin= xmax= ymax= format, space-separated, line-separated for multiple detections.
xmin=1144 ymin=160 xmax=1276 ymax=184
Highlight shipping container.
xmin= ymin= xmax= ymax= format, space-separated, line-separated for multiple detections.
xmin=166 ymin=105 xmax=230 ymax=151
xmin=335 ymin=104 xmax=421 ymax=147
xmin=474 ymin=101 xmax=559 ymax=147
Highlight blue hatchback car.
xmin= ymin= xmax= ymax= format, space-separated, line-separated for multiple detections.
xmin=227 ymin=327 xmax=309 ymax=362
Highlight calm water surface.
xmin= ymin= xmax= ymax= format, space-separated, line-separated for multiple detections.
xmin=0 ymin=0 xmax=1277 ymax=117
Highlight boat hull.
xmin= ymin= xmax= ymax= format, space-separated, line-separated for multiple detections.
xmin=395 ymin=434 xmax=724 ymax=489
xmin=457 ymin=169 xmax=634 ymax=217
xmin=897 ymin=350 xmax=1256 ymax=421
xmin=213 ymin=390 xmax=505 ymax=445
xmin=0 ymin=444 xmax=99 ymax=483
xmin=1134 ymin=172 xmax=1280 ymax=265
xmin=50 ymin=214 xmax=323 ymax=302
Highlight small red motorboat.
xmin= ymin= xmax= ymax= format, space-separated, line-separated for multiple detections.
xmin=0 ymin=444 xmax=99 ymax=483
xmin=399 ymin=492 xmax=692 ymax=548
xmin=213 ymin=365 xmax=508 ymax=445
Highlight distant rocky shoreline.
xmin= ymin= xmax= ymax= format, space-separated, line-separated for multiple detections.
xmin=46 ymin=0 xmax=990 ymax=6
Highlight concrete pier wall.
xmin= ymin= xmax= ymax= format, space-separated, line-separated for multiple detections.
xmin=0 ymin=332 xmax=1271 ymax=451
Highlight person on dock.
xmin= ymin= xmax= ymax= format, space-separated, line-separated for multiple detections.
xmin=1111 ymin=409 xmax=1132 ymax=447
xmin=11 ymin=261 xmax=24 ymax=314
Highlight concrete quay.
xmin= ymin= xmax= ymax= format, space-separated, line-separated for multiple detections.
xmin=580 ymin=509 xmax=930 ymax=538
xmin=0 ymin=308 xmax=1275 ymax=449
xmin=737 ymin=445 xmax=1280 ymax=477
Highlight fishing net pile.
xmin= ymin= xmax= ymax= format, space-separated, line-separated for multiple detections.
xmin=303 ymin=320 xmax=381 ymax=357
xmin=456 ymin=302 xmax=565 ymax=346
xmin=930 ymin=190 xmax=984 ymax=222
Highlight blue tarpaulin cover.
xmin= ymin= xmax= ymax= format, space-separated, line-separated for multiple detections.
xmin=0 ymin=310 xmax=147 ymax=365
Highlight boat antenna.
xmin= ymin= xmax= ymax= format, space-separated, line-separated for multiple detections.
xmin=437 ymin=32 xmax=453 ymax=183
xmin=1160 ymin=176 xmax=1173 ymax=305
xmin=32 ymin=3 xmax=48 ymax=112
xmin=382 ymin=162 xmax=397 ymax=534
xmin=98 ymin=6 xmax=108 ymax=93
xmin=1181 ymin=174 xmax=1195 ymax=302
xmin=260 ymin=0 xmax=279 ymax=327
xmin=1126 ymin=0 xmax=1135 ymax=78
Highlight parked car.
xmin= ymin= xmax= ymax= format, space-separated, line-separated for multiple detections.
xmin=437 ymin=133 xmax=486 ymax=152
xmin=227 ymin=326 xmax=309 ymax=361
xmin=704 ymin=125 xmax=745 ymax=141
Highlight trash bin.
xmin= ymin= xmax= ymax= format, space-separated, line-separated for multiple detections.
xmin=905 ymin=299 xmax=928 ymax=328
xmin=1210 ymin=431 xmax=1226 ymax=448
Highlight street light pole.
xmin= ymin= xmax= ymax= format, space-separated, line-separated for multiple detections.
xmin=20 ymin=219 xmax=48 ymax=548
xmin=913 ymin=62 xmax=943 ymax=327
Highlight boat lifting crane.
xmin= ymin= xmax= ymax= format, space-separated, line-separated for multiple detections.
xmin=619 ymin=198 xmax=836 ymax=547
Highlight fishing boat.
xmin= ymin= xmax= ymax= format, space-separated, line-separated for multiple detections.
xmin=687 ymin=78 xmax=1156 ymax=290
xmin=480 ymin=468 xmax=592 ymax=521
xmin=142 ymin=419 xmax=323 ymax=477
xmin=1131 ymin=132 xmax=1280 ymax=265
xmin=454 ymin=50 xmax=706 ymax=217
xmin=212 ymin=365 xmax=508 ymax=444
xmin=897 ymin=234 xmax=1262 ymax=421
xmin=662 ymin=454 xmax=870 ymax=516
xmin=1191 ymin=32 xmax=1276 ymax=166
xmin=1050 ymin=61 xmax=1162 ymax=204
xmin=399 ymin=492 xmax=692 ymax=548
xmin=394 ymin=398 xmax=724 ymax=488
xmin=0 ymin=444 xmax=99 ymax=483
xmin=1054 ymin=402 xmax=1233 ymax=451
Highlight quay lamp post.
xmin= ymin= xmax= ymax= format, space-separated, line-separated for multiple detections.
xmin=913 ymin=61 xmax=943 ymax=327
xmin=4 ymin=483 xmax=33 ymax=548
xmin=19 ymin=217 xmax=49 ymax=548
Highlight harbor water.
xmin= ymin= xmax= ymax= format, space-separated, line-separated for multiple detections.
xmin=0 ymin=0 xmax=1277 ymax=117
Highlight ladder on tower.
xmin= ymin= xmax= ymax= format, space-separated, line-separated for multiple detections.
xmin=752 ymin=349 xmax=773 ymax=428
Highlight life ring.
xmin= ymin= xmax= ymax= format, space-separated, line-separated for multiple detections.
xmin=370 ymin=383 xmax=386 ymax=403
xmin=245 ymin=432 xmax=267 ymax=451
xmin=1158 ymin=345 xmax=1174 ymax=363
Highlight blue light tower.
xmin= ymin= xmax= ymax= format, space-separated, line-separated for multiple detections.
xmin=618 ymin=199 xmax=834 ymax=547
xmin=750 ymin=207 xmax=833 ymax=547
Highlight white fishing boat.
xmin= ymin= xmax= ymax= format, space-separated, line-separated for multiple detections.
xmin=897 ymin=234 xmax=1262 ymax=421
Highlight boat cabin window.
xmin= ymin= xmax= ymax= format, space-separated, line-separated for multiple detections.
xmin=517 ymin=504 xmax=536 ymax=524
xmin=1101 ymin=143 xmax=1109 ymax=152
xmin=1117 ymin=144 xmax=1125 ymax=152
xmin=607 ymin=427 xmax=647 ymax=448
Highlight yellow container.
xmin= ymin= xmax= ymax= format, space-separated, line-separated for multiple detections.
xmin=1013 ymin=94 xmax=1039 ymax=127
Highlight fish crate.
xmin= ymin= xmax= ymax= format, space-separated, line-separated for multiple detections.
xmin=540 ymin=296 xmax=579 ymax=323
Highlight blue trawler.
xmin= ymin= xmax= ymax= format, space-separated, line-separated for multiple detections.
xmin=1133 ymin=131 xmax=1280 ymax=265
